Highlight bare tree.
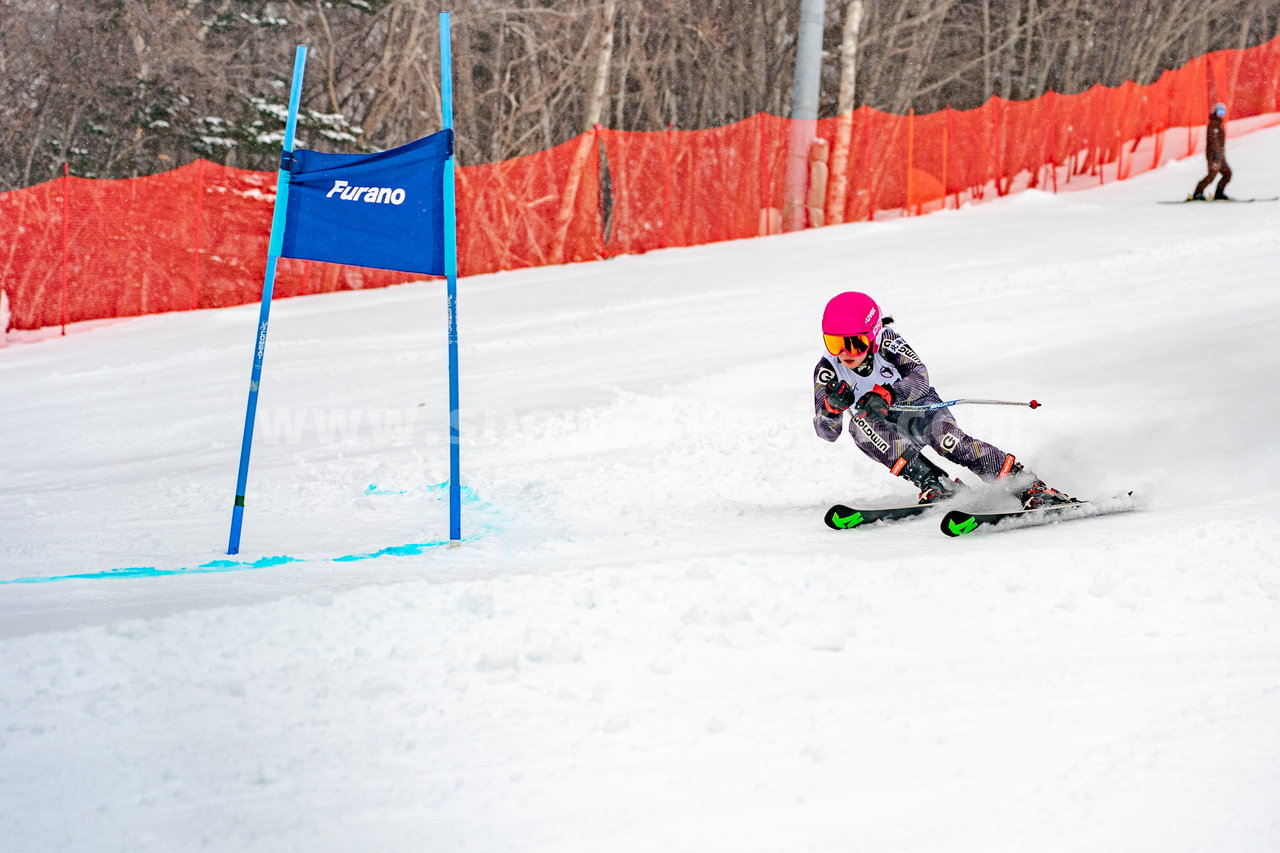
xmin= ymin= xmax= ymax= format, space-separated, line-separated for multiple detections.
xmin=827 ymin=0 xmax=865 ymax=224
xmin=1 ymin=0 xmax=1275 ymax=191
xmin=552 ymin=0 xmax=618 ymax=262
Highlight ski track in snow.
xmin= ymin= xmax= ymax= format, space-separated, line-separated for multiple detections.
xmin=3 ymin=126 xmax=1280 ymax=852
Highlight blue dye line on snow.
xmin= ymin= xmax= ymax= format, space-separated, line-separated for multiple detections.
xmin=1 ymin=482 xmax=502 ymax=585
xmin=1 ymin=555 xmax=304 ymax=585
xmin=364 ymin=484 xmax=407 ymax=496
xmin=334 ymin=535 xmax=484 ymax=562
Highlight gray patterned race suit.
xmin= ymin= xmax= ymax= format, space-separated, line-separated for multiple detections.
xmin=812 ymin=326 xmax=1032 ymax=482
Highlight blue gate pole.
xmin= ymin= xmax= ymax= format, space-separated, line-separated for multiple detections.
xmin=227 ymin=45 xmax=308 ymax=555
xmin=440 ymin=13 xmax=462 ymax=544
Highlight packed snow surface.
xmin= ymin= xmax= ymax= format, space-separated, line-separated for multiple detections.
xmin=3 ymin=126 xmax=1280 ymax=853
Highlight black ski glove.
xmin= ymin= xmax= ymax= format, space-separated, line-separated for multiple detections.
xmin=823 ymin=378 xmax=857 ymax=414
xmin=855 ymin=384 xmax=893 ymax=422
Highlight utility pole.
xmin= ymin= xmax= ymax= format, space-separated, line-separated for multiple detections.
xmin=784 ymin=0 xmax=825 ymax=231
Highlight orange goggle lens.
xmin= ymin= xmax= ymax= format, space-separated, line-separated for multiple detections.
xmin=823 ymin=333 xmax=870 ymax=356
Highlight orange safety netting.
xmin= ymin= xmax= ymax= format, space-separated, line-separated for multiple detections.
xmin=3 ymin=38 xmax=1279 ymax=331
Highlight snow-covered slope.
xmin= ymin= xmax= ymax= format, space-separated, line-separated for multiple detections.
xmin=3 ymin=126 xmax=1279 ymax=853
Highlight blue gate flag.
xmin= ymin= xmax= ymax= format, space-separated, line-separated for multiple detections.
xmin=280 ymin=129 xmax=453 ymax=276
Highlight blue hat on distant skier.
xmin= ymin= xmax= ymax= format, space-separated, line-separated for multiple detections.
xmin=1212 ymin=102 xmax=1227 ymax=117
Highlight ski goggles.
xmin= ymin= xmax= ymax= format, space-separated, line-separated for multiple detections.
xmin=823 ymin=333 xmax=871 ymax=357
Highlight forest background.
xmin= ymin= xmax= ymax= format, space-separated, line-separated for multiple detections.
xmin=2 ymin=0 xmax=1277 ymax=192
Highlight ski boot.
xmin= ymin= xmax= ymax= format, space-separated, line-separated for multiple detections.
xmin=1213 ymin=191 xmax=1230 ymax=201
xmin=998 ymin=456 xmax=1076 ymax=509
xmin=895 ymin=452 xmax=966 ymax=505
xmin=1189 ymin=192 xmax=1206 ymax=201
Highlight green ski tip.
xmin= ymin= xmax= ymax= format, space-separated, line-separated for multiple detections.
xmin=830 ymin=510 xmax=864 ymax=529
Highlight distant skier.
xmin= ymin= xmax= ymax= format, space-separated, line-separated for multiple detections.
xmin=812 ymin=291 xmax=1073 ymax=508
xmin=1190 ymin=102 xmax=1231 ymax=201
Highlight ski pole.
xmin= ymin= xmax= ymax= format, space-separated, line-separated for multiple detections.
xmin=889 ymin=398 xmax=1041 ymax=413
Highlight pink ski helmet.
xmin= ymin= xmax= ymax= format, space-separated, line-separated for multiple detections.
xmin=822 ymin=291 xmax=883 ymax=356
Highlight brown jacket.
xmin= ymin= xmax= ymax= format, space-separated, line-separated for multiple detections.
xmin=1206 ymin=115 xmax=1226 ymax=164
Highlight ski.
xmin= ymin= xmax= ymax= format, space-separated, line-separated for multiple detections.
xmin=1157 ymin=196 xmax=1278 ymax=204
xmin=823 ymin=502 xmax=932 ymax=530
xmin=939 ymin=493 xmax=1137 ymax=537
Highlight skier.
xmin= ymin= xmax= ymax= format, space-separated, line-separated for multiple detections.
xmin=1191 ymin=102 xmax=1231 ymax=201
xmin=813 ymin=291 xmax=1074 ymax=508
